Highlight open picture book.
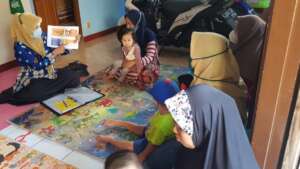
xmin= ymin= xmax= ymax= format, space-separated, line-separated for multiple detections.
xmin=47 ymin=25 xmax=79 ymax=50
xmin=42 ymin=86 xmax=104 ymax=115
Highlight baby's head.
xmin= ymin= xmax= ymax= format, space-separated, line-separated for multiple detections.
xmin=117 ymin=26 xmax=136 ymax=49
xmin=148 ymin=79 xmax=179 ymax=110
xmin=177 ymin=74 xmax=194 ymax=90
xmin=105 ymin=150 xmax=143 ymax=169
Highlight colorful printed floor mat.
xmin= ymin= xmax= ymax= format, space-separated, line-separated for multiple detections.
xmin=0 ymin=135 xmax=76 ymax=169
xmin=10 ymin=65 xmax=190 ymax=159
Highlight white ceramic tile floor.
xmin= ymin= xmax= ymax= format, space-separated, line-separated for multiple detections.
xmin=63 ymin=151 xmax=104 ymax=169
xmin=1 ymin=125 xmax=105 ymax=168
xmin=5 ymin=125 xmax=44 ymax=147
xmin=0 ymin=125 xmax=18 ymax=136
xmin=33 ymin=139 xmax=73 ymax=160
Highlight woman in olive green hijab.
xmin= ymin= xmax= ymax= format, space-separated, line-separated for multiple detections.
xmin=190 ymin=32 xmax=247 ymax=123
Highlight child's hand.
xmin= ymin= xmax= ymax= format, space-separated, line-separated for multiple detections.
xmin=96 ymin=135 xmax=113 ymax=143
xmin=138 ymin=154 xmax=147 ymax=162
xmin=96 ymin=142 xmax=107 ymax=150
xmin=101 ymin=119 xmax=119 ymax=127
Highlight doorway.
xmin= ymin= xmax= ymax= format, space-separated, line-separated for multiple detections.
xmin=55 ymin=0 xmax=75 ymax=25
xmin=33 ymin=0 xmax=82 ymax=32
xmin=251 ymin=0 xmax=300 ymax=167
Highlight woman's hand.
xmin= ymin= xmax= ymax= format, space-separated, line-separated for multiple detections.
xmin=74 ymin=34 xmax=81 ymax=43
xmin=52 ymin=45 xmax=65 ymax=57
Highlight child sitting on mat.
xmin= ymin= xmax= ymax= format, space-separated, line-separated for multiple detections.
xmin=105 ymin=150 xmax=143 ymax=169
xmin=106 ymin=27 xmax=143 ymax=82
xmin=96 ymin=79 xmax=179 ymax=162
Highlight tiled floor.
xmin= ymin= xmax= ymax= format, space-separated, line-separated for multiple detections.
xmin=0 ymin=125 xmax=104 ymax=168
xmin=54 ymin=32 xmax=189 ymax=74
xmin=0 ymin=33 xmax=189 ymax=168
xmin=64 ymin=151 xmax=104 ymax=169
xmin=5 ymin=126 xmax=43 ymax=147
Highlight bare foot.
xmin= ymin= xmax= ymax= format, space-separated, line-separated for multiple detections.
xmin=103 ymin=73 xmax=114 ymax=81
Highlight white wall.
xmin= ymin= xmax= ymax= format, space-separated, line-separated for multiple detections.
xmin=0 ymin=0 xmax=35 ymax=65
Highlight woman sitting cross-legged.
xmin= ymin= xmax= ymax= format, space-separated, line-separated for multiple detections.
xmin=0 ymin=13 xmax=80 ymax=105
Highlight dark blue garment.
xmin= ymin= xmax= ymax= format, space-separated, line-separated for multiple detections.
xmin=133 ymin=138 xmax=148 ymax=154
xmin=143 ymin=139 xmax=181 ymax=169
xmin=133 ymin=127 xmax=148 ymax=154
xmin=125 ymin=10 xmax=156 ymax=55
xmin=181 ymin=85 xmax=260 ymax=169
xmin=1 ymin=68 xmax=80 ymax=105
xmin=13 ymin=32 xmax=71 ymax=93
xmin=14 ymin=32 xmax=70 ymax=70
xmin=14 ymin=33 xmax=54 ymax=70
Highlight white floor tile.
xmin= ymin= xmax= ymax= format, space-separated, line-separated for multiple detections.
xmin=0 ymin=125 xmax=16 ymax=136
xmin=33 ymin=139 xmax=73 ymax=160
xmin=5 ymin=127 xmax=44 ymax=147
xmin=63 ymin=151 xmax=104 ymax=169
xmin=17 ymin=133 xmax=44 ymax=147
xmin=3 ymin=125 xmax=27 ymax=138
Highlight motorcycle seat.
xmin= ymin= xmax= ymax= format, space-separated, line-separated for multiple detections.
xmin=162 ymin=0 xmax=216 ymax=19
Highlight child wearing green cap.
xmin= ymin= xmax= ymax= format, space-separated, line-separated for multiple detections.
xmin=96 ymin=79 xmax=179 ymax=162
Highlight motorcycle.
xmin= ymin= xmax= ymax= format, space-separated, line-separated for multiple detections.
xmin=130 ymin=0 xmax=255 ymax=47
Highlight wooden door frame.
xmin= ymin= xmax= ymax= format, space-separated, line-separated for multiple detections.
xmin=277 ymin=67 xmax=300 ymax=169
xmin=251 ymin=0 xmax=300 ymax=168
xmin=33 ymin=0 xmax=59 ymax=31
xmin=72 ymin=0 xmax=82 ymax=34
xmin=33 ymin=0 xmax=82 ymax=33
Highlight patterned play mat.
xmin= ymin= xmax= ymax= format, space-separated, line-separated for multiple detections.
xmin=9 ymin=65 xmax=190 ymax=159
xmin=0 ymin=135 xmax=76 ymax=169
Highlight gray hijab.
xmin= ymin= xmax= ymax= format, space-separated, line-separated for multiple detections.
xmin=165 ymin=85 xmax=260 ymax=169
xmin=230 ymin=15 xmax=266 ymax=86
